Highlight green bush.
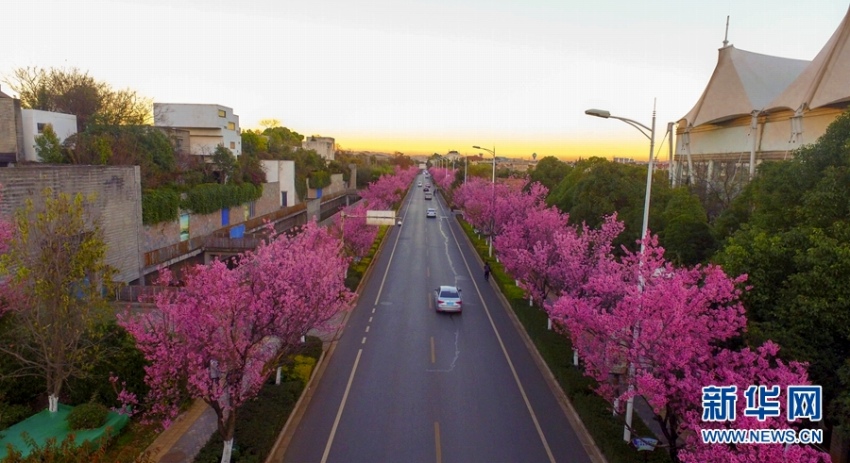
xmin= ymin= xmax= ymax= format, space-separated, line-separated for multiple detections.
xmin=141 ymin=188 xmax=180 ymax=225
xmin=0 ymin=403 xmax=31 ymax=430
xmin=67 ymin=402 xmax=109 ymax=430
xmin=308 ymin=170 xmax=331 ymax=189
xmin=180 ymin=183 xmax=263 ymax=215
xmin=281 ymin=355 xmax=316 ymax=386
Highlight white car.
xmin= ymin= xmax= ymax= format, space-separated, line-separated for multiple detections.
xmin=418 ymin=181 xmax=423 ymax=187
xmin=434 ymin=285 xmax=462 ymax=313
xmin=426 ymin=208 xmax=437 ymax=218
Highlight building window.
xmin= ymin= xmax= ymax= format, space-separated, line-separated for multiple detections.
xmin=179 ymin=213 xmax=190 ymax=242
xmin=227 ymin=122 xmax=235 ymax=130
xmin=230 ymin=141 xmax=236 ymax=149
xmin=218 ymin=109 xmax=226 ymax=117
xmin=244 ymin=201 xmax=256 ymax=221
xmin=36 ymin=122 xmax=46 ymax=134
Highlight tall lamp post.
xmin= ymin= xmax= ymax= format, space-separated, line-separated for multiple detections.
xmin=585 ymin=102 xmax=656 ymax=444
xmin=472 ymin=145 xmax=496 ymax=257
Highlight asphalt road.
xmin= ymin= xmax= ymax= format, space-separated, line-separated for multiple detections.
xmin=281 ymin=173 xmax=594 ymax=463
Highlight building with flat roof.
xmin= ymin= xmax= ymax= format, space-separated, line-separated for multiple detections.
xmin=154 ymin=103 xmax=242 ymax=157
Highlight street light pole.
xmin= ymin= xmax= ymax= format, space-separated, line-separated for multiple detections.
xmin=473 ymin=145 xmax=496 ymax=257
xmin=585 ymin=101 xmax=656 ymax=444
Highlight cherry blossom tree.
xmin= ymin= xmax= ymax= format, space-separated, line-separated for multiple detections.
xmin=332 ymin=202 xmax=377 ymax=258
xmin=549 ymin=234 xmax=827 ymax=461
xmin=428 ymin=167 xmax=456 ymax=193
xmin=495 ymin=202 xmax=569 ymax=305
xmin=120 ymin=221 xmax=353 ymax=463
xmin=359 ymin=166 xmax=416 ymax=209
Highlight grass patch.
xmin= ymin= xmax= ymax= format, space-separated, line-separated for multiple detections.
xmin=458 ymin=218 xmax=672 ymax=463
xmin=193 ymin=336 xmax=323 ymax=463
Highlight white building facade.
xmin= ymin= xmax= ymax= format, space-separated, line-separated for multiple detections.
xmin=302 ymin=136 xmax=335 ymax=161
xmin=20 ymin=109 xmax=77 ymax=162
xmin=154 ymin=103 xmax=241 ymax=157
xmin=261 ymin=160 xmax=297 ymax=207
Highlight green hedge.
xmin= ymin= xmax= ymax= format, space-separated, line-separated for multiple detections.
xmin=180 ymin=183 xmax=263 ymax=216
xmin=308 ymin=170 xmax=331 ymax=189
xmin=458 ymin=219 xmax=672 ymax=463
xmin=141 ymin=188 xmax=180 ymax=225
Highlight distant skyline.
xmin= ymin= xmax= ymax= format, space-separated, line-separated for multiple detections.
xmin=2 ymin=1 xmax=847 ymax=160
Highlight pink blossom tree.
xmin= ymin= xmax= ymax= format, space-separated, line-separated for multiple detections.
xmin=494 ymin=202 xmax=569 ymax=305
xmin=428 ymin=167 xmax=456 ymax=194
xmin=549 ymin=234 xmax=827 ymax=461
xmin=120 ymin=221 xmax=353 ymax=463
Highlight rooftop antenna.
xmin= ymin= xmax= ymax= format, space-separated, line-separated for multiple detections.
xmin=722 ymin=15 xmax=730 ymax=47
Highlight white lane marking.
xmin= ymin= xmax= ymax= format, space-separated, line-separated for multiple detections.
xmin=361 ymin=337 xmax=366 ymax=344
xmin=373 ymin=182 xmax=414 ymax=306
xmin=321 ymin=349 xmax=362 ymax=463
xmin=365 ymin=326 xmax=370 ymax=333
xmin=444 ymin=215 xmax=557 ymax=463
xmin=369 ymin=317 xmax=373 ymax=323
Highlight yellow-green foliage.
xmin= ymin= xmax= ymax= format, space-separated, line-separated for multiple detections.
xmin=286 ymin=355 xmax=316 ymax=386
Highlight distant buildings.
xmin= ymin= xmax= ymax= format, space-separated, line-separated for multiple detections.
xmin=154 ymin=103 xmax=242 ymax=157
xmin=302 ymin=136 xmax=335 ymax=161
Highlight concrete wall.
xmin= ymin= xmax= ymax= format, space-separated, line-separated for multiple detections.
xmin=20 ymin=109 xmax=77 ymax=162
xmin=0 ymin=166 xmax=143 ymax=283
xmin=140 ymin=181 xmax=281 ymax=253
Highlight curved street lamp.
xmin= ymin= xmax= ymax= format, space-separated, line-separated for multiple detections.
xmin=585 ymin=102 xmax=656 ymax=444
xmin=472 ymin=145 xmax=496 ymax=257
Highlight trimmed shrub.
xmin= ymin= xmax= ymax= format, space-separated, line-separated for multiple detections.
xmin=67 ymin=403 xmax=109 ymax=430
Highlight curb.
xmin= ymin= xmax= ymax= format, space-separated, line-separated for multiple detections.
xmin=145 ymin=399 xmax=210 ymax=462
xmin=454 ymin=215 xmax=609 ymax=463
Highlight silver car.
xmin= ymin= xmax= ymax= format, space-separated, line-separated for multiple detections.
xmin=434 ymin=285 xmax=462 ymax=313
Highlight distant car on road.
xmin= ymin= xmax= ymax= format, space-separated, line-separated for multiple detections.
xmin=418 ymin=181 xmax=423 ymax=187
xmin=434 ymin=285 xmax=462 ymax=313
xmin=425 ymin=192 xmax=433 ymax=200
xmin=426 ymin=208 xmax=436 ymax=218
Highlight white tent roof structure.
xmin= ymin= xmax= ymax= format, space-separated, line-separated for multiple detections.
xmin=767 ymin=5 xmax=850 ymax=113
xmin=681 ymin=46 xmax=809 ymax=127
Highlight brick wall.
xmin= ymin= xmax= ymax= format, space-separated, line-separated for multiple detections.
xmin=0 ymin=166 xmax=143 ymax=283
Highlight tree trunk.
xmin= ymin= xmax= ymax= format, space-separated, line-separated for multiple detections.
xmin=48 ymin=394 xmax=59 ymax=412
xmin=220 ymin=439 xmax=234 ymax=463
xmin=213 ymin=395 xmax=237 ymax=463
